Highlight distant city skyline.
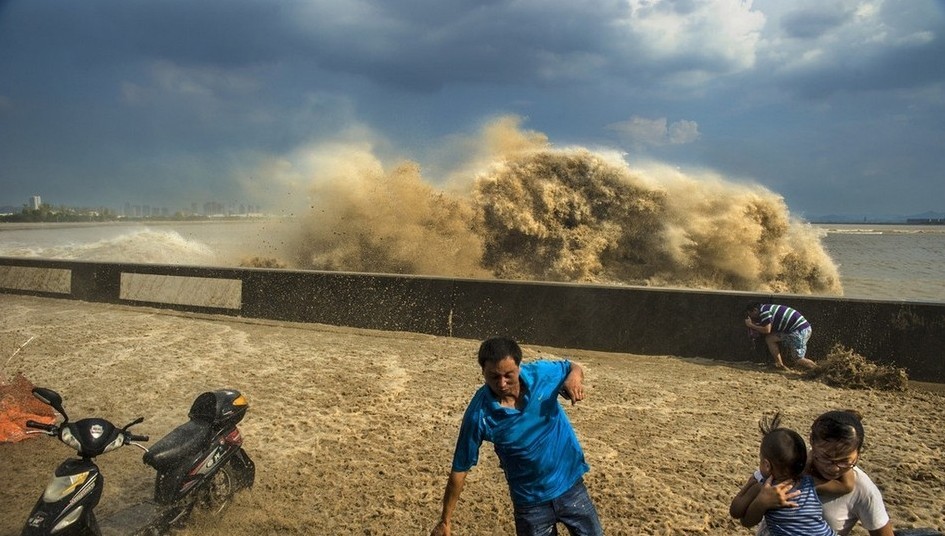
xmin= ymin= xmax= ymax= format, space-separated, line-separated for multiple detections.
xmin=1 ymin=194 xmax=264 ymax=217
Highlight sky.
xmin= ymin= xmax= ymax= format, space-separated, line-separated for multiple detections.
xmin=1 ymin=0 xmax=943 ymax=219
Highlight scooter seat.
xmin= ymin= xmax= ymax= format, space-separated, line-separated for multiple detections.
xmin=143 ymin=419 xmax=214 ymax=471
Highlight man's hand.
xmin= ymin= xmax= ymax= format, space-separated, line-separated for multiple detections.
xmin=430 ymin=519 xmax=450 ymax=536
xmin=561 ymin=363 xmax=586 ymax=405
xmin=561 ymin=382 xmax=585 ymax=404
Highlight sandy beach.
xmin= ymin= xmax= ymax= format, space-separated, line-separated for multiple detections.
xmin=1 ymin=293 xmax=942 ymax=535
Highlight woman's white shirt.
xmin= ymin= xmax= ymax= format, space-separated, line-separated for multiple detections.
xmin=820 ymin=467 xmax=890 ymax=535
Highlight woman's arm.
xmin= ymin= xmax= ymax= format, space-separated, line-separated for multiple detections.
xmin=814 ymin=470 xmax=855 ymax=496
xmin=868 ymin=523 xmax=894 ymax=536
xmin=730 ymin=476 xmax=761 ymax=519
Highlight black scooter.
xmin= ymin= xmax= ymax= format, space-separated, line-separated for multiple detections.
xmin=21 ymin=387 xmax=255 ymax=536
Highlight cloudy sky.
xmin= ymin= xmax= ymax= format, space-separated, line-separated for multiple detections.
xmin=1 ymin=0 xmax=943 ymax=218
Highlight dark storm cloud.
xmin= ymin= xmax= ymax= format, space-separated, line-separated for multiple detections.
xmin=780 ymin=6 xmax=853 ymax=39
xmin=768 ymin=2 xmax=945 ymax=99
xmin=786 ymin=35 xmax=945 ymax=99
xmin=277 ymin=0 xmax=622 ymax=91
xmin=0 ymin=0 xmax=759 ymax=98
xmin=21 ymin=0 xmax=287 ymax=67
xmin=2 ymin=0 xmax=618 ymax=91
xmin=1 ymin=0 xmax=943 ymax=217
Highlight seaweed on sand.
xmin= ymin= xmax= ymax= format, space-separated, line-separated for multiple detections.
xmin=806 ymin=344 xmax=908 ymax=391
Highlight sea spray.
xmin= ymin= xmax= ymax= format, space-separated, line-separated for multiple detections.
xmin=292 ymin=160 xmax=488 ymax=278
xmin=289 ymin=117 xmax=842 ymax=295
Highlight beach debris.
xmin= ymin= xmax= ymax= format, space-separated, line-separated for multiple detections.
xmin=806 ymin=344 xmax=908 ymax=391
xmin=0 ymin=373 xmax=57 ymax=443
xmin=1 ymin=336 xmax=56 ymax=442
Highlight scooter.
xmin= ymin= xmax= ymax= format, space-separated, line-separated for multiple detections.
xmin=21 ymin=386 xmax=255 ymax=536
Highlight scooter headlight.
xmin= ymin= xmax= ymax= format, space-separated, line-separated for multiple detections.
xmin=102 ymin=433 xmax=125 ymax=453
xmin=59 ymin=427 xmax=82 ymax=450
xmin=43 ymin=472 xmax=91 ymax=502
xmin=51 ymin=505 xmax=84 ymax=534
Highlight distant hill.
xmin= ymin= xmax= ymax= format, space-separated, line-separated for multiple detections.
xmin=808 ymin=211 xmax=945 ymax=224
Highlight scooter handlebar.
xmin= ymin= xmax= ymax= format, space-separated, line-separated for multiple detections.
xmin=25 ymin=420 xmax=58 ymax=433
xmin=121 ymin=417 xmax=148 ymax=443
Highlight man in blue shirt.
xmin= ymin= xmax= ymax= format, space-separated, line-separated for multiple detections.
xmin=431 ymin=337 xmax=602 ymax=536
xmin=745 ymin=302 xmax=817 ymax=370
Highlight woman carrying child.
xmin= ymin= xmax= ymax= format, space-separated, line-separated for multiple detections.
xmin=730 ymin=412 xmax=842 ymax=535
xmin=744 ymin=410 xmax=897 ymax=536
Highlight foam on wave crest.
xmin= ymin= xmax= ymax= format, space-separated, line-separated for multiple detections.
xmin=18 ymin=229 xmax=218 ymax=266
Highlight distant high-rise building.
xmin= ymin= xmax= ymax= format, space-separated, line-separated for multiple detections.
xmin=209 ymin=201 xmax=225 ymax=216
xmin=29 ymin=195 xmax=41 ymax=210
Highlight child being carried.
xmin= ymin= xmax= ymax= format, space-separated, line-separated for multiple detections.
xmin=730 ymin=412 xmax=852 ymax=536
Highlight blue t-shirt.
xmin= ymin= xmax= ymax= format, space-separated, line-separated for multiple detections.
xmin=450 ymin=360 xmax=590 ymax=506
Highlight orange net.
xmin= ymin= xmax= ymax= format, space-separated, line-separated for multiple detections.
xmin=0 ymin=374 xmax=56 ymax=443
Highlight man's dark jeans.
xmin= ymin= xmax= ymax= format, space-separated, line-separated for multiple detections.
xmin=512 ymin=479 xmax=603 ymax=536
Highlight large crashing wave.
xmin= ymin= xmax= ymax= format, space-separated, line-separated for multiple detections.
xmin=291 ymin=119 xmax=842 ymax=295
xmin=475 ymin=149 xmax=840 ymax=294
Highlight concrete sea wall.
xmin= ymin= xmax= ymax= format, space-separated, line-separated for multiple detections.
xmin=1 ymin=256 xmax=943 ymax=383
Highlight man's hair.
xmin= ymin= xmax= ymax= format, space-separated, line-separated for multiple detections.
xmin=477 ymin=337 xmax=523 ymax=368
xmin=810 ymin=410 xmax=866 ymax=453
xmin=746 ymin=302 xmax=762 ymax=314
xmin=759 ymin=412 xmax=807 ymax=479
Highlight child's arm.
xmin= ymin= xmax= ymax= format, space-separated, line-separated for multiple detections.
xmin=814 ymin=470 xmax=855 ymax=496
xmin=730 ymin=475 xmax=761 ymax=519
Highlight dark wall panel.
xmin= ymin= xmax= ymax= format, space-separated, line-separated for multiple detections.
xmin=1 ymin=257 xmax=942 ymax=383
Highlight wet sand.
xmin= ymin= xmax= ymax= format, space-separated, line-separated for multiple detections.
xmin=1 ymin=293 xmax=942 ymax=535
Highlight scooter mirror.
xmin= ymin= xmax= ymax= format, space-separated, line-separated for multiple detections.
xmin=32 ymin=387 xmax=68 ymax=421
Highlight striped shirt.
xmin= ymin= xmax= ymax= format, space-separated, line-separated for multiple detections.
xmin=765 ymin=475 xmax=836 ymax=536
xmin=758 ymin=304 xmax=810 ymax=334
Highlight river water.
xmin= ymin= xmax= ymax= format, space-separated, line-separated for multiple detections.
xmin=1 ymin=220 xmax=943 ymax=303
